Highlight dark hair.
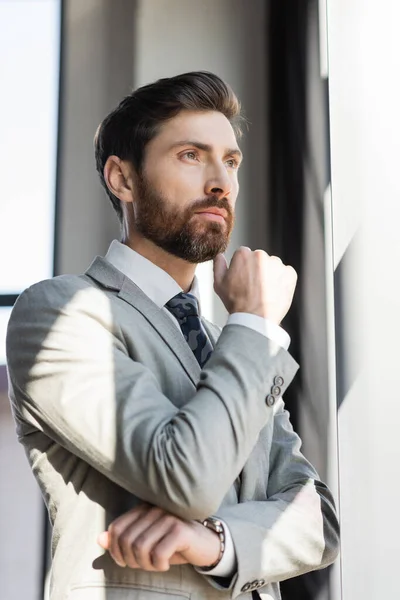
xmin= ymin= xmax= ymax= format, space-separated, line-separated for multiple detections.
xmin=94 ymin=71 xmax=244 ymax=222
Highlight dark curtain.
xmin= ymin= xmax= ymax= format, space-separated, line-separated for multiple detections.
xmin=268 ymin=0 xmax=307 ymax=441
xmin=267 ymin=2 xmax=330 ymax=599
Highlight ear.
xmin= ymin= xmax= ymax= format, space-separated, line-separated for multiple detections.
xmin=103 ymin=156 xmax=135 ymax=204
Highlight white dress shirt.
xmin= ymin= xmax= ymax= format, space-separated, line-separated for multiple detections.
xmin=105 ymin=240 xmax=291 ymax=578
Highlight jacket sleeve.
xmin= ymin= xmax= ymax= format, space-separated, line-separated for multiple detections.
xmin=6 ymin=277 xmax=299 ymax=522
xmin=205 ymin=399 xmax=340 ymax=597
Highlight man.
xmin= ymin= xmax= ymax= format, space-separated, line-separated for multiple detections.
xmin=6 ymin=72 xmax=339 ymax=600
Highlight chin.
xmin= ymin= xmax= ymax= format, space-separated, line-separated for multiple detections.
xmin=159 ymin=222 xmax=231 ymax=263
xmin=192 ymin=238 xmax=229 ymax=263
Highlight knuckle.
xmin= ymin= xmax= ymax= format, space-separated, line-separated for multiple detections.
xmin=119 ymin=530 xmax=133 ymax=549
xmin=131 ymin=542 xmax=143 ymax=557
xmin=108 ymin=522 xmax=122 ymax=539
xmin=131 ymin=538 xmax=143 ymax=553
xmin=160 ymin=514 xmax=176 ymax=528
xmin=254 ymin=249 xmax=267 ymax=260
xmin=131 ymin=534 xmax=150 ymax=556
xmin=171 ymin=520 xmax=185 ymax=537
xmin=269 ymin=255 xmax=283 ymax=263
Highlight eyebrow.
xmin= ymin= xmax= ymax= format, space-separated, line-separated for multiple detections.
xmin=169 ymin=140 xmax=243 ymax=160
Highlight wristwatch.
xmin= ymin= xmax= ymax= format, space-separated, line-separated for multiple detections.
xmin=199 ymin=516 xmax=226 ymax=571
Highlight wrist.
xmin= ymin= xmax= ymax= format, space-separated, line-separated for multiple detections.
xmin=197 ymin=517 xmax=225 ymax=571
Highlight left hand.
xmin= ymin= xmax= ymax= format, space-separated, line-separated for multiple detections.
xmin=97 ymin=503 xmax=220 ymax=572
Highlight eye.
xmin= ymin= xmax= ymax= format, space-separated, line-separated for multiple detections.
xmin=182 ymin=151 xmax=198 ymax=161
xmin=226 ymin=158 xmax=239 ymax=169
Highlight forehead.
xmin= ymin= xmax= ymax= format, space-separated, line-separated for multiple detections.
xmin=152 ymin=110 xmax=239 ymax=152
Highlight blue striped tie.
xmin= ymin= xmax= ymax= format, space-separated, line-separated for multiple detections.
xmin=165 ymin=293 xmax=213 ymax=368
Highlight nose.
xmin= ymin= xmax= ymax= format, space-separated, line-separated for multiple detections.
xmin=204 ymin=164 xmax=232 ymax=199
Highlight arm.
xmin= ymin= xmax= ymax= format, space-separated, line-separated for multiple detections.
xmin=94 ymin=313 xmax=291 ymax=577
xmin=204 ymin=400 xmax=340 ymax=596
xmin=194 ymin=315 xmax=291 ymax=578
xmin=6 ymin=276 xmax=299 ymax=522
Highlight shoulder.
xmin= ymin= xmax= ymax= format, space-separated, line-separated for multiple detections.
xmin=11 ymin=274 xmax=96 ymax=313
xmin=7 ymin=273 xmax=112 ymax=341
xmin=6 ymin=274 xmax=117 ymax=370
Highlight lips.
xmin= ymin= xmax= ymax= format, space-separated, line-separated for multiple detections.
xmin=195 ymin=208 xmax=227 ymax=220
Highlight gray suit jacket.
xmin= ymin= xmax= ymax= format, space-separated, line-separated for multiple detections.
xmin=6 ymin=257 xmax=339 ymax=600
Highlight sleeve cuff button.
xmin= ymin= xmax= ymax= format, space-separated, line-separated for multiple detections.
xmin=250 ymin=581 xmax=259 ymax=590
xmin=266 ymin=394 xmax=276 ymax=407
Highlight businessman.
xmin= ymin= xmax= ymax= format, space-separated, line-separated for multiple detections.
xmin=6 ymin=72 xmax=339 ymax=600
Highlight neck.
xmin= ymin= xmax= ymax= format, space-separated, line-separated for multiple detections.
xmin=123 ymin=231 xmax=197 ymax=292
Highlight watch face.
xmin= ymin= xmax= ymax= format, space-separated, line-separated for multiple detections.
xmin=203 ymin=517 xmax=223 ymax=532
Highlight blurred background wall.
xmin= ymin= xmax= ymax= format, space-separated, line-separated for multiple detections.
xmin=1 ymin=1 xmax=339 ymax=599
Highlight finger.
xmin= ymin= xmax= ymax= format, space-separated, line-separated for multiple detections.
xmin=228 ymin=245 xmax=252 ymax=270
xmin=108 ymin=504 xmax=150 ymax=567
xmin=125 ymin=515 xmax=177 ymax=571
xmin=151 ymin=522 xmax=189 ymax=572
xmin=97 ymin=531 xmax=109 ymax=550
xmin=213 ymin=253 xmax=228 ymax=290
xmin=117 ymin=507 xmax=165 ymax=569
xmin=269 ymin=255 xmax=283 ymax=264
xmin=285 ymin=265 xmax=298 ymax=281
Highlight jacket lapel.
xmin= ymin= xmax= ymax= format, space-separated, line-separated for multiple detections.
xmin=201 ymin=318 xmax=221 ymax=348
xmin=85 ymin=257 xmax=201 ymax=386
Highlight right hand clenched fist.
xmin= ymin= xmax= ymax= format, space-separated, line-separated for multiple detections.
xmin=213 ymin=247 xmax=297 ymax=325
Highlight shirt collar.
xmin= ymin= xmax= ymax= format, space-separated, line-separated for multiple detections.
xmin=104 ymin=240 xmax=201 ymax=310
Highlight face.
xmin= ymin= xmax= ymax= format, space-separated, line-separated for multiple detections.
xmin=130 ymin=110 xmax=242 ymax=263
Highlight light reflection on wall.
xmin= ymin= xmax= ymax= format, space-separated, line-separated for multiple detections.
xmin=0 ymin=0 xmax=61 ymax=365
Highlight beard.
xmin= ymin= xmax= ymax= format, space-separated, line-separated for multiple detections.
xmin=132 ymin=173 xmax=235 ymax=263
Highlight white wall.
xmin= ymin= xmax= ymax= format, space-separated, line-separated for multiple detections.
xmin=1 ymin=2 xmax=135 ymax=598
xmin=134 ymin=0 xmax=269 ymax=326
xmin=326 ymin=1 xmax=400 ymax=597
xmin=57 ymin=0 xmax=135 ymax=276
xmin=0 ymin=1 xmax=60 ymax=596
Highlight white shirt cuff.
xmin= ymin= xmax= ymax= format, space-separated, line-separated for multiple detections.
xmin=195 ymin=519 xmax=236 ymax=578
xmin=227 ymin=313 xmax=291 ymax=350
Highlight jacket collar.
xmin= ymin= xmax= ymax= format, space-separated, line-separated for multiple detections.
xmin=85 ymin=256 xmax=217 ymax=385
